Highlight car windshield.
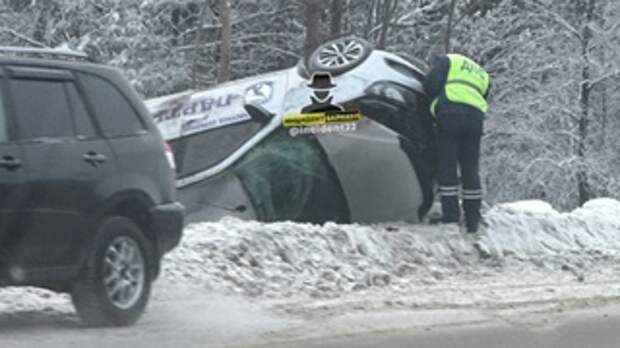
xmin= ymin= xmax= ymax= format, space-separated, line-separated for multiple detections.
xmin=2 ymin=2 xmax=620 ymax=348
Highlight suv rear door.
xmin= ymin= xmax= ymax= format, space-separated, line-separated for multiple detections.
xmin=76 ymin=72 xmax=169 ymax=202
xmin=0 ymin=70 xmax=29 ymax=270
xmin=7 ymin=67 xmax=117 ymax=268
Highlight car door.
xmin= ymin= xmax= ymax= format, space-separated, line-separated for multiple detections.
xmin=315 ymin=116 xmax=424 ymax=223
xmin=7 ymin=67 xmax=117 ymax=268
xmin=343 ymin=84 xmax=437 ymax=220
xmin=313 ymin=82 xmax=437 ymax=223
xmin=0 ymin=71 xmax=30 ymax=269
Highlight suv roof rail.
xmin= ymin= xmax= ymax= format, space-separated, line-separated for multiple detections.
xmin=0 ymin=46 xmax=94 ymax=62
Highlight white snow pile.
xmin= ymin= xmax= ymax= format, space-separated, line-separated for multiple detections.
xmin=161 ymin=198 xmax=620 ymax=298
xmin=482 ymin=198 xmax=620 ymax=259
xmin=0 ymin=287 xmax=74 ymax=321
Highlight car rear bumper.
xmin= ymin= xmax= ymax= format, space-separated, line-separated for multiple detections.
xmin=151 ymin=202 xmax=185 ymax=255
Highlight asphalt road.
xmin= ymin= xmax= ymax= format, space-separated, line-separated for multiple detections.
xmin=1 ymin=288 xmax=620 ymax=348
xmin=247 ymin=300 xmax=620 ymax=348
xmin=261 ymin=314 xmax=620 ymax=348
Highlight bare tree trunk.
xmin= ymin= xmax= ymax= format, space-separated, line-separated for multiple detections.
xmin=303 ymin=0 xmax=322 ymax=66
xmin=377 ymin=0 xmax=393 ymax=49
xmin=599 ymin=46 xmax=607 ymax=150
xmin=577 ymin=0 xmax=595 ymax=206
xmin=444 ymin=0 xmax=458 ymax=53
xmin=170 ymin=5 xmax=181 ymax=46
xmin=363 ymin=0 xmax=377 ymax=39
xmin=217 ymin=0 xmax=232 ymax=83
xmin=191 ymin=1 xmax=209 ymax=88
xmin=600 ymin=82 xmax=607 ymax=148
xmin=329 ymin=0 xmax=343 ymax=37
xmin=33 ymin=0 xmax=57 ymax=45
xmin=343 ymin=0 xmax=351 ymax=34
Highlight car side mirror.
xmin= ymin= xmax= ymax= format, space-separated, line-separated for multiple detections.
xmin=244 ymin=104 xmax=274 ymax=124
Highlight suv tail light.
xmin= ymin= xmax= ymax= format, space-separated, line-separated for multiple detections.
xmin=164 ymin=142 xmax=176 ymax=171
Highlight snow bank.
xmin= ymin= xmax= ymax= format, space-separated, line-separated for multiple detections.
xmin=496 ymin=200 xmax=557 ymax=215
xmin=0 ymin=287 xmax=73 ymax=318
xmin=161 ymin=198 xmax=620 ymax=298
xmin=483 ymin=198 xmax=620 ymax=259
xmin=3 ymin=199 xmax=619 ymax=312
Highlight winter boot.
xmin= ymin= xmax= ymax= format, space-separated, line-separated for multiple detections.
xmin=440 ymin=195 xmax=461 ymax=223
xmin=463 ymin=199 xmax=482 ymax=233
xmin=466 ymin=220 xmax=479 ymax=234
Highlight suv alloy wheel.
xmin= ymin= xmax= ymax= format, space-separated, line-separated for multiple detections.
xmin=71 ymin=216 xmax=154 ymax=326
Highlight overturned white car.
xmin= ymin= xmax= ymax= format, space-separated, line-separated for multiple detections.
xmin=146 ymin=37 xmax=436 ymax=224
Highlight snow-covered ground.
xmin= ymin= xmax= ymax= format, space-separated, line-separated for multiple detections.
xmin=162 ymin=198 xmax=620 ymax=299
xmin=2 ymin=198 xmax=620 ymax=345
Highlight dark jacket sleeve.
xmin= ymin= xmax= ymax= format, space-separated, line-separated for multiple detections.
xmin=422 ymin=56 xmax=450 ymax=101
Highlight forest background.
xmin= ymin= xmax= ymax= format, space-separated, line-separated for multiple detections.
xmin=1 ymin=0 xmax=619 ymax=210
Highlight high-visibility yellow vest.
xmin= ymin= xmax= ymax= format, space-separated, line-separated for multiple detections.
xmin=431 ymin=54 xmax=490 ymax=116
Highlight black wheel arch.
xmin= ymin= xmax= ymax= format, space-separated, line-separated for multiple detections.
xmin=83 ymin=191 xmax=162 ymax=279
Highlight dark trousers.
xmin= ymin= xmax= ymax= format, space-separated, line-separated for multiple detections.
xmin=436 ymin=104 xmax=484 ymax=231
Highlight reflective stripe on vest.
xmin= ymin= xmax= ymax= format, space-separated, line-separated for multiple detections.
xmin=431 ymin=54 xmax=489 ymax=117
xmin=430 ymin=98 xmax=439 ymax=117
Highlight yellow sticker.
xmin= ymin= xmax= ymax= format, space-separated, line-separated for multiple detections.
xmin=283 ymin=111 xmax=362 ymax=128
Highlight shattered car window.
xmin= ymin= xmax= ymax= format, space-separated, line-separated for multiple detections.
xmin=232 ymin=129 xmax=348 ymax=223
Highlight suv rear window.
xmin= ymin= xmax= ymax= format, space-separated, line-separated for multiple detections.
xmin=66 ymin=82 xmax=96 ymax=139
xmin=78 ymin=73 xmax=145 ymax=138
xmin=11 ymin=79 xmax=74 ymax=140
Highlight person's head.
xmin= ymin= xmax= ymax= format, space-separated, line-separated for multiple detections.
xmin=430 ymin=53 xmax=445 ymax=64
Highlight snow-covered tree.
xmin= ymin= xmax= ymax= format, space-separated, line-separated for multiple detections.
xmin=2 ymin=0 xmax=620 ymax=209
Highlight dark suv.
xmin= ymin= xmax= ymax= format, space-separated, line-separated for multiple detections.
xmin=0 ymin=48 xmax=184 ymax=326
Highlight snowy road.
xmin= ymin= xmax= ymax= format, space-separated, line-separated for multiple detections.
xmin=0 ymin=286 xmax=287 ymax=348
xmin=2 ymin=198 xmax=620 ymax=347
xmin=257 ymin=306 xmax=620 ymax=348
xmin=1 ymin=283 xmax=620 ymax=348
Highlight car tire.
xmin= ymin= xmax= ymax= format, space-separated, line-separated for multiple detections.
xmin=71 ymin=216 xmax=154 ymax=327
xmin=307 ymin=36 xmax=373 ymax=76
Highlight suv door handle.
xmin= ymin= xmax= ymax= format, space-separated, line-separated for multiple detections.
xmin=83 ymin=152 xmax=108 ymax=166
xmin=0 ymin=156 xmax=22 ymax=171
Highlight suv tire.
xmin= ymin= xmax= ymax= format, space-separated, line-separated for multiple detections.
xmin=71 ymin=216 xmax=154 ymax=327
xmin=307 ymin=37 xmax=373 ymax=76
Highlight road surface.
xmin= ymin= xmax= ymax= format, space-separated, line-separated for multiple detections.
xmin=257 ymin=310 xmax=620 ymax=348
xmin=1 ymin=285 xmax=620 ymax=348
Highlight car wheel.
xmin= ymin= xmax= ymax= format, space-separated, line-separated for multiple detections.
xmin=307 ymin=36 xmax=373 ymax=76
xmin=71 ymin=216 xmax=154 ymax=327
